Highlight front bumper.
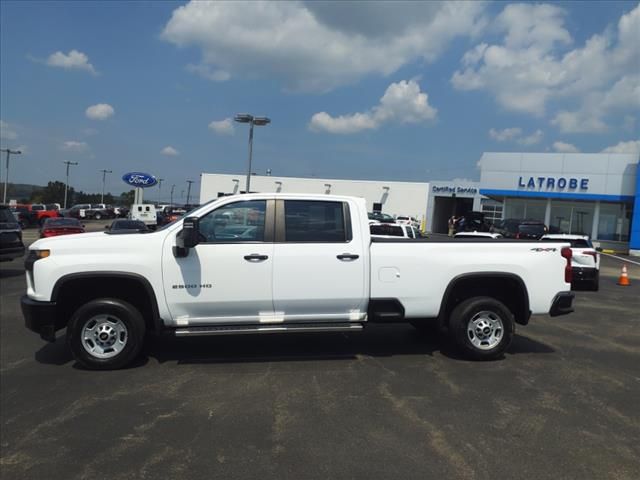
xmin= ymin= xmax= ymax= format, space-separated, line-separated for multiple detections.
xmin=549 ymin=291 xmax=574 ymax=317
xmin=21 ymin=295 xmax=58 ymax=342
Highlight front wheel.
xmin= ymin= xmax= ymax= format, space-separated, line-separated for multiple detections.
xmin=67 ymin=298 xmax=146 ymax=370
xmin=94 ymin=212 xmax=102 ymax=220
xmin=449 ymin=296 xmax=514 ymax=360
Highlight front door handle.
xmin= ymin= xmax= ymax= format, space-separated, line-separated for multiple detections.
xmin=337 ymin=253 xmax=359 ymax=261
xmin=244 ymin=254 xmax=269 ymax=262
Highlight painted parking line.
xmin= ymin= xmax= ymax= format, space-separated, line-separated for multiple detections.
xmin=600 ymin=252 xmax=640 ymax=267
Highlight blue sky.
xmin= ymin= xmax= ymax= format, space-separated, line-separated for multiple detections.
xmin=1 ymin=1 xmax=638 ymax=199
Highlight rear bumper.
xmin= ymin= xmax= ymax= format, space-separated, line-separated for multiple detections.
xmin=572 ymin=267 xmax=598 ymax=281
xmin=549 ymin=291 xmax=574 ymax=317
xmin=21 ymin=295 xmax=58 ymax=342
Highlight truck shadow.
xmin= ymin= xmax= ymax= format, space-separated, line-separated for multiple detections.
xmin=145 ymin=325 xmax=555 ymax=366
xmin=34 ymin=325 xmax=555 ymax=368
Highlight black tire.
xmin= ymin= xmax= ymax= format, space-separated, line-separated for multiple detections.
xmin=67 ymin=298 xmax=146 ymax=370
xmin=590 ymin=273 xmax=599 ymax=292
xmin=449 ymin=296 xmax=514 ymax=360
xmin=94 ymin=212 xmax=102 ymax=220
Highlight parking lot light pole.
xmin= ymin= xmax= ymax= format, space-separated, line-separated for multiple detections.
xmin=170 ymin=184 xmax=175 ymax=207
xmin=63 ymin=161 xmax=79 ymax=209
xmin=186 ymin=180 xmax=194 ymax=205
xmin=234 ymin=114 xmax=270 ymax=193
xmin=99 ymin=169 xmax=112 ymax=204
xmin=157 ymin=178 xmax=164 ymax=203
xmin=0 ymin=148 xmax=22 ymax=204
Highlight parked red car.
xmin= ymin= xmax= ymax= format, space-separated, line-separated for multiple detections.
xmin=39 ymin=217 xmax=85 ymax=238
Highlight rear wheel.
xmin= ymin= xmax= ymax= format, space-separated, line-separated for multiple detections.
xmin=94 ymin=212 xmax=102 ymax=220
xmin=449 ymin=296 xmax=514 ymax=360
xmin=590 ymin=273 xmax=599 ymax=291
xmin=67 ymin=298 xmax=145 ymax=370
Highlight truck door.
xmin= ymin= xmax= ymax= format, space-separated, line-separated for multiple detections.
xmin=272 ymin=199 xmax=366 ymax=322
xmin=162 ymin=199 xmax=275 ymax=325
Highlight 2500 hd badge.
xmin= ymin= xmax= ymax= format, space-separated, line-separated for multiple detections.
xmin=172 ymin=284 xmax=212 ymax=289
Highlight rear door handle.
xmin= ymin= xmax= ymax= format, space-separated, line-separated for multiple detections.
xmin=244 ymin=254 xmax=269 ymax=262
xmin=337 ymin=253 xmax=359 ymax=261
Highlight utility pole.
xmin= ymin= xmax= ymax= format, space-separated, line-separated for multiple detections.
xmin=157 ymin=178 xmax=164 ymax=203
xmin=99 ymin=169 xmax=112 ymax=204
xmin=170 ymin=184 xmax=175 ymax=207
xmin=186 ymin=180 xmax=194 ymax=205
xmin=63 ymin=161 xmax=79 ymax=209
xmin=0 ymin=148 xmax=22 ymax=204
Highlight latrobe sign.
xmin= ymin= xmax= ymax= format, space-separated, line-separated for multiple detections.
xmin=518 ymin=176 xmax=589 ymax=191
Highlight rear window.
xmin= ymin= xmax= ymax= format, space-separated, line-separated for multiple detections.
xmin=541 ymin=238 xmax=592 ymax=248
xmin=284 ymin=200 xmax=348 ymax=242
xmin=0 ymin=208 xmax=17 ymax=222
xmin=370 ymin=224 xmax=404 ymax=237
xmin=519 ymin=224 xmax=545 ymax=234
xmin=31 ymin=205 xmax=44 ymax=211
xmin=45 ymin=218 xmax=81 ymax=227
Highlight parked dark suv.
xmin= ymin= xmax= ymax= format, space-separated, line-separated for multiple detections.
xmin=0 ymin=205 xmax=26 ymax=262
xmin=493 ymin=218 xmax=547 ymax=239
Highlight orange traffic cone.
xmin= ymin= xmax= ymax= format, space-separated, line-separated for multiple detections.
xmin=617 ymin=264 xmax=630 ymax=286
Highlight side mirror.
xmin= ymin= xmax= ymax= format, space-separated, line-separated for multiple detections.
xmin=174 ymin=216 xmax=199 ymax=257
xmin=182 ymin=216 xmax=200 ymax=248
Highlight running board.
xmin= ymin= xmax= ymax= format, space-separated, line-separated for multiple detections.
xmin=173 ymin=323 xmax=364 ymax=337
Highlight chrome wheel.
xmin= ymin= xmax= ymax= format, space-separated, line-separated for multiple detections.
xmin=467 ymin=310 xmax=503 ymax=350
xmin=81 ymin=314 xmax=128 ymax=359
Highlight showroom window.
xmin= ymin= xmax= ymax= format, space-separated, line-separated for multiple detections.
xmin=598 ymin=203 xmax=632 ymax=242
xmin=504 ymin=199 xmax=546 ymax=222
xmin=549 ymin=201 xmax=594 ymax=236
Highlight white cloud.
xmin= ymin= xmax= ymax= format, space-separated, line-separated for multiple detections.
xmin=488 ymin=127 xmax=542 ymax=145
xmin=186 ymin=64 xmax=231 ymax=82
xmin=161 ymin=146 xmax=180 ymax=156
xmin=553 ymin=141 xmax=580 ymax=153
xmin=208 ymin=118 xmax=235 ymax=135
xmin=0 ymin=120 xmax=18 ymax=140
xmin=489 ymin=127 xmax=522 ymax=142
xmin=601 ymin=140 xmax=640 ymax=154
xmin=162 ymin=1 xmax=487 ymax=92
xmin=518 ymin=129 xmax=544 ymax=146
xmin=452 ymin=3 xmax=640 ymax=131
xmin=61 ymin=140 xmax=89 ymax=153
xmin=85 ymin=103 xmax=114 ymax=121
xmin=46 ymin=50 xmax=97 ymax=75
xmin=310 ymin=80 xmax=436 ymax=134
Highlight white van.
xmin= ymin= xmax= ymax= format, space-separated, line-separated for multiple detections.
xmin=130 ymin=204 xmax=157 ymax=228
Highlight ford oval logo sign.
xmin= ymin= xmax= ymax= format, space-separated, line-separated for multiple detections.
xmin=122 ymin=172 xmax=157 ymax=188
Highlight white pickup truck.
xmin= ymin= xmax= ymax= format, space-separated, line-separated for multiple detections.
xmin=22 ymin=194 xmax=574 ymax=369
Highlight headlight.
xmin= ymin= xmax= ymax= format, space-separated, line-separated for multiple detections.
xmin=25 ymin=249 xmax=50 ymax=272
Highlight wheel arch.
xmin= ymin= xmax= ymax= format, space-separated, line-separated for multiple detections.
xmin=51 ymin=272 xmax=163 ymax=333
xmin=438 ymin=273 xmax=531 ymax=327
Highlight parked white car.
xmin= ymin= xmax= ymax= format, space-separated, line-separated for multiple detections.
xmin=395 ymin=216 xmax=420 ymax=229
xmin=540 ymin=234 xmax=600 ymax=290
xmin=370 ymin=223 xmax=420 ymax=239
xmin=455 ymin=231 xmax=503 ymax=239
xmin=22 ymin=193 xmax=574 ymax=369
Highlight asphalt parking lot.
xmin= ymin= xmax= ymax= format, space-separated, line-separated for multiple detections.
xmin=1 ymin=242 xmax=639 ymax=480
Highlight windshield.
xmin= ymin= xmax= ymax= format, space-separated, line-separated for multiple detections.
xmin=519 ymin=224 xmax=545 ymax=234
xmin=44 ymin=218 xmax=81 ymax=227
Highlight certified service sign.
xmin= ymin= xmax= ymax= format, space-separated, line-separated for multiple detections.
xmin=122 ymin=172 xmax=158 ymax=188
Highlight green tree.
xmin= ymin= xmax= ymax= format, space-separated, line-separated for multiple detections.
xmin=119 ymin=190 xmax=135 ymax=206
xmin=36 ymin=181 xmax=73 ymax=205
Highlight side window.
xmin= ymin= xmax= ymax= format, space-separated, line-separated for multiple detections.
xmin=199 ymin=200 xmax=266 ymax=243
xmin=407 ymin=226 xmax=415 ymax=238
xmin=284 ymin=200 xmax=348 ymax=242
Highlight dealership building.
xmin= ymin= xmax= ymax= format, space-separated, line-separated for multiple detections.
xmin=479 ymin=152 xmax=639 ymax=254
xmin=199 ymin=151 xmax=639 ymax=254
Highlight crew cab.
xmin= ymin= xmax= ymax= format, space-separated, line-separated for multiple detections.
xmin=1 ymin=205 xmax=25 ymax=262
xmin=22 ymin=194 xmax=574 ymax=369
